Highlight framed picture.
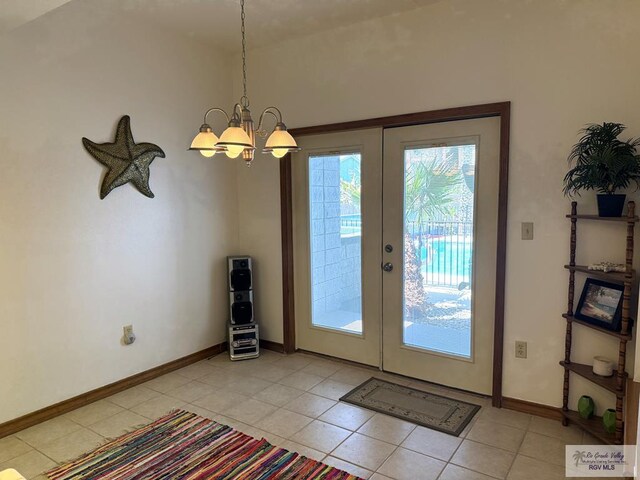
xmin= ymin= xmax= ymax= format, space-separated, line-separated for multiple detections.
xmin=575 ymin=278 xmax=624 ymax=331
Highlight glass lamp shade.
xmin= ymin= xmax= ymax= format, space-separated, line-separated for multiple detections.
xmin=216 ymin=126 xmax=254 ymax=158
xmin=263 ymin=129 xmax=301 ymax=157
xmin=189 ymin=130 xmax=221 ymax=157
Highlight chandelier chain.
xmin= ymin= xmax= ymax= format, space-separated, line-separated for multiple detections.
xmin=240 ymin=0 xmax=248 ymax=107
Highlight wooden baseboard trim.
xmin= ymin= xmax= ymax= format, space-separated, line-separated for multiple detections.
xmin=260 ymin=340 xmax=285 ymax=354
xmin=502 ymin=397 xmax=563 ymax=421
xmin=0 ymin=343 xmax=226 ymax=439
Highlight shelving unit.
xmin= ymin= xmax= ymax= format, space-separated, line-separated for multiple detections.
xmin=561 ymin=201 xmax=636 ymax=445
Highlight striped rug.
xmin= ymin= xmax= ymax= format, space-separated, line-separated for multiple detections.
xmin=47 ymin=410 xmax=362 ymax=479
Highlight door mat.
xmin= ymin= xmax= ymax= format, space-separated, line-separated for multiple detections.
xmin=340 ymin=378 xmax=481 ymax=436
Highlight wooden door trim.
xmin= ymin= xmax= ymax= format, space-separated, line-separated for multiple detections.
xmin=280 ymin=102 xmax=511 ymax=407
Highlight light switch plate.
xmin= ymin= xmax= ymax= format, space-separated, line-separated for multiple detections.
xmin=521 ymin=222 xmax=534 ymax=240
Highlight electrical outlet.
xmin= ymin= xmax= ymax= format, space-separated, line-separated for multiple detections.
xmin=521 ymin=222 xmax=534 ymax=240
xmin=515 ymin=340 xmax=527 ymax=359
xmin=123 ymin=325 xmax=136 ymax=345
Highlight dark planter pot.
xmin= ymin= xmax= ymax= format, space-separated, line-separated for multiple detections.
xmin=597 ymin=194 xmax=626 ymax=217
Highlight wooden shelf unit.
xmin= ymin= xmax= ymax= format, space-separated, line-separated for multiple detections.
xmin=561 ymin=201 xmax=636 ymax=445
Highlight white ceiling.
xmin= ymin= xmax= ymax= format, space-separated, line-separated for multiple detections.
xmin=0 ymin=0 xmax=73 ymax=35
xmin=1 ymin=0 xmax=439 ymax=51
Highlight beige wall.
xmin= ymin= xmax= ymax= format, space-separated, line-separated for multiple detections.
xmin=0 ymin=2 xmax=236 ymax=422
xmin=235 ymin=0 xmax=640 ymax=409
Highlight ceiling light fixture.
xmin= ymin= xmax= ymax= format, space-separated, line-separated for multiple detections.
xmin=189 ymin=0 xmax=300 ymax=166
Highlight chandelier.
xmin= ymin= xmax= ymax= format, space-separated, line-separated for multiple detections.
xmin=189 ymin=0 xmax=300 ymax=166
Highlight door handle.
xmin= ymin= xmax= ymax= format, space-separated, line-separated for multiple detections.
xmin=382 ymin=262 xmax=394 ymax=272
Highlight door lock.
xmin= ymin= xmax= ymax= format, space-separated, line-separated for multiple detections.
xmin=382 ymin=262 xmax=394 ymax=272
xmin=384 ymin=244 xmax=393 ymax=253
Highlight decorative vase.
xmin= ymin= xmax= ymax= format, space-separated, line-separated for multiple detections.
xmin=597 ymin=194 xmax=626 ymax=217
xmin=603 ymin=408 xmax=616 ymax=434
xmin=577 ymin=395 xmax=595 ymax=419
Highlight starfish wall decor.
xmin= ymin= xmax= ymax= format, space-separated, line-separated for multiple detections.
xmin=82 ymin=115 xmax=165 ymax=199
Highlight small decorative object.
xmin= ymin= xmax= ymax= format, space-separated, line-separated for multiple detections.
xmin=575 ymin=278 xmax=624 ymax=331
xmin=577 ymin=395 xmax=595 ymax=419
xmin=563 ymin=122 xmax=640 ymax=217
xmin=82 ymin=115 xmax=165 ymax=199
xmin=603 ymin=408 xmax=617 ymax=434
xmin=593 ymin=356 xmax=614 ymax=377
xmin=588 ymin=262 xmax=626 ymax=273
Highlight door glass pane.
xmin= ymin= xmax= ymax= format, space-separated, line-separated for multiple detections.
xmin=402 ymin=144 xmax=476 ymax=357
xmin=309 ymin=153 xmax=363 ymax=334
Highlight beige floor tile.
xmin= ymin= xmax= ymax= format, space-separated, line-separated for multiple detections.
xmin=401 ymin=425 xmax=462 ymax=461
xmin=377 ymin=447 xmax=446 ymax=480
xmin=183 ymin=404 xmax=218 ymax=420
xmin=466 ymin=418 xmax=526 ymax=452
xmin=357 ymin=414 xmax=416 ymax=445
xmin=244 ymin=363 xmax=297 ymax=383
xmin=319 ymin=402 xmax=375 ymax=431
xmin=0 ymin=450 xmax=57 ymax=479
xmin=15 ymin=416 xmax=83 ymax=448
xmin=330 ymin=367 xmax=375 ymax=386
xmin=142 ymin=372 xmax=191 ymax=393
xmin=165 ymin=381 xmax=216 ymax=403
xmin=64 ymin=399 xmax=124 ymax=427
xmin=279 ymin=440 xmax=326 ymax=462
xmin=256 ymin=408 xmax=313 ymax=438
xmin=528 ymin=416 xmax=583 ymax=444
xmin=518 ymin=431 xmax=566 ymax=467
xmin=322 ymin=455 xmax=374 ymax=479
xmin=301 ymin=360 xmax=343 ymax=378
xmin=244 ymin=427 xmax=286 ymax=446
xmin=174 ymin=360 xmax=219 ymax=380
xmin=198 ymin=369 xmax=242 ymax=387
xmin=105 ymin=385 xmax=160 ymax=408
xmin=279 ymin=371 xmax=325 ymax=391
xmin=0 ymin=435 xmax=33 ymax=463
xmin=283 ymin=392 xmax=336 ymax=418
xmin=191 ymin=390 xmax=248 ymax=414
xmin=222 ymin=398 xmax=278 ymax=425
xmin=38 ymin=427 xmax=104 ymax=463
xmin=129 ymin=394 xmax=187 ymax=419
xmin=88 ymin=410 xmax=149 ymax=438
xmin=438 ymin=463 xmax=499 ymax=480
xmin=507 ymin=454 xmax=566 ymax=480
xmin=310 ymin=379 xmax=356 ymax=401
xmin=369 ymin=474 xmax=392 ymax=480
xmin=450 ymin=440 xmax=515 ymax=479
xmin=271 ymin=355 xmax=313 ymax=371
xmin=290 ymin=420 xmax=351 ymax=453
xmin=253 ymin=383 xmax=305 ymax=407
xmin=224 ymin=376 xmax=273 ymax=396
xmin=330 ymin=433 xmax=396 ymax=471
xmin=478 ymin=407 xmax=531 ymax=430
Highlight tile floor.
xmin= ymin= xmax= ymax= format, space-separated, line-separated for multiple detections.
xmin=1 ymin=350 xmax=600 ymax=480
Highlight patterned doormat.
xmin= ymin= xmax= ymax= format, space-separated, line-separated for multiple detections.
xmin=46 ymin=410 xmax=362 ymax=479
xmin=340 ymin=378 xmax=481 ymax=436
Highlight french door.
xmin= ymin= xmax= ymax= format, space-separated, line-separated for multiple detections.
xmin=292 ymin=116 xmax=502 ymax=394
xmin=292 ymin=129 xmax=382 ymax=366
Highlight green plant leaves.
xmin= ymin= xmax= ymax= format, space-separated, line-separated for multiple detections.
xmin=564 ymin=122 xmax=640 ymax=196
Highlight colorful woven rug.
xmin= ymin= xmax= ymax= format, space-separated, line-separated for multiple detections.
xmin=46 ymin=410 xmax=362 ymax=479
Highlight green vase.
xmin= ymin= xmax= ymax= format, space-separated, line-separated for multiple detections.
xmin=603 ymin=409 xmax=616 ymax=434
xmin=577 ymin=395 xmax=595 ymax=419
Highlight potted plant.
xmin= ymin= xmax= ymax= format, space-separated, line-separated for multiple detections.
xmin=563 ymin=122 xmax=640 ymax=217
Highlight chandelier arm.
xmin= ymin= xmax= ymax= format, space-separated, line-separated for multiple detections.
xmin=203 ymin=107 xmax=230 ymax=125
xmin=232 ymin=103 xmax=244 ymax=120
xmin=256 ymin=108 xmax=281 ymax=133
